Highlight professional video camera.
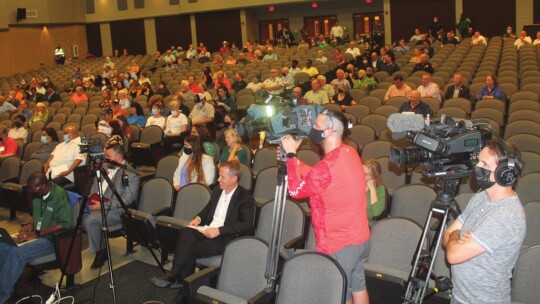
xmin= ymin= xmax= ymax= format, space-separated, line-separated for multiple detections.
xmin=236 ymin=90 xmax=322 ymax=143
xmin=388 ymin=114 xmax=492 ymax=178
xmin=79 ymin=137 xmax=105 ymax=161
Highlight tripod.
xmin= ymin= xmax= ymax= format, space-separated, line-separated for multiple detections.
xmin=402 ymin=175 xmax=464 ymax=304
xmin=264 ymin=144 xmax=289 ymax=292
xmin=55 ymin=156 xmax=165 ymax=304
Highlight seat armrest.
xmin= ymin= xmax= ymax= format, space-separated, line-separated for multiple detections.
xmin=152 ymin=207 xmax=172 ymax=217
xmin=249 ymin=289 xmax=275 ymax=304
xmin=283 ymin=235 xmax=305 ymax=250
xmin=183 ymin=266 xmax=220 ymax=303
xmin=1 ymin=177 xmax=19 ymax=184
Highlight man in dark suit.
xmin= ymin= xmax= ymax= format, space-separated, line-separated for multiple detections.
xmin=151 ymin=160 xmax=255 ymax=289
xmin=370 ymin=51 xmax=384 ymax=72
xmin=444 ymin=72 xmax=471 ymax=101
xmin=82 ymin=143 xmax=140 ymax=269
xmin=44 ymin=85 xmax=61 ymax=103
xmin=27 ymin=87 xmax=45 ymax=102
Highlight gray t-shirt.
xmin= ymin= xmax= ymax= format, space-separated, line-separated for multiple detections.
xmin=452 ymin=191 xmax=525 ymax=304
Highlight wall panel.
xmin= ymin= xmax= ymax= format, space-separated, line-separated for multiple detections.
xmin=86 ymin=23 xmax=102 ymax=57
xmin=195 ymin=10 xmax=242 ymax=51
xmin=390 ymin=0 xmax=455 ymax=42
xmin=155 ymin=14 xmax=192 ymax=52
xmin=463 ymin=0 xmax=515 ymax=37
xmin=535 ymin=0 xmax=540 ymax=23
xmin=110 ymin=19 xmax=146 ymax=55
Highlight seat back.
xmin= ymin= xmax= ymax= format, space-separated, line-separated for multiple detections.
xmin=523 ymin=202 xmax=540 ymax=248
xmin=239 ymin=163 xmax=253 ymax=191
xmin=253 ymin=166 xmax=278 ymax=205
xmin=216 ymin=237 xmax=269 ymax=299
xmin=297 ymin=149 xmax=320 ymax=167
xmin=361 ymin=140 xmax=392 ymax=160
xmin=140 ymin=125 xmax=164 ymax=144
xmin=348 ymin=124 xmax=376 ymax=148
xmin=252 ymin=147 xmax=278 ymax=176
xmin=276 ymin=252 xmax=346 ymax=304
xmin=19 ymin=159 xmax=43 ymax=186
xmin=23 ymin=142 xmax=42 ymax=162
xmin=515 ymin=173 xmax=540 ymax=205
xmin=155 ymin=155 xmax=179 ymax=185
xmin=367 ymin=218 xmax=423 ymax=277
xmin=0 ymin=156 xmax=21 ymax=182
xmin=138 ymin=177 xmax=174 ymax=213
xmin=511 ymin=245 xmax=540 ymax=303
xmin=256 ymin=199 xmax=305 ymax=258
xmin=173 ymin=183 xmax=211 ymax=219
xmin=376 ymin=156 xmax=406 ymax=195
xmin=390 ymin=184 xmax=436 ymax=227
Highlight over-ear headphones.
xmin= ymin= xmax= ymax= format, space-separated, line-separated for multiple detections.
xmin=494 ymin=139 xmax=518 ymax=187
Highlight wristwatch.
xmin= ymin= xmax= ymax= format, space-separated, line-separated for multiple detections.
xmin=286 ymin=152 xmax=297 ymax=159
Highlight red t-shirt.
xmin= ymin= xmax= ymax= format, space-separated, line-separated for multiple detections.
xmin=0 ymin=136 xmax=17 ymax=156
xmin=287 ymin=144 xmax=370 ymax=254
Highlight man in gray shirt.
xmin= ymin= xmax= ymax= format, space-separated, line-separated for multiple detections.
xmin=443 ymin=140 xmax=526 ymax=304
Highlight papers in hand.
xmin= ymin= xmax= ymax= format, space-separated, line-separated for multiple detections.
xmin=188 ymin=225 xmax=209 ymax=233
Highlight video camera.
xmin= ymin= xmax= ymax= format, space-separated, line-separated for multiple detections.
xmin=236 ymin=90 xmax=322 ymax=143
xmin=79 ymin=137 xmax=105 ymax=161
xmin=388 ymin=114 xmax=492 ymax=178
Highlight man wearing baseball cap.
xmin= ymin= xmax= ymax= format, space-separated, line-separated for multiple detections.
xmin=189 ymin=93 xmax=215 ymax=126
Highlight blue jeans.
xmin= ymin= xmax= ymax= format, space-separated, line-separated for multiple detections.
xmin=0 ymin=238 xmax=54 ymax=303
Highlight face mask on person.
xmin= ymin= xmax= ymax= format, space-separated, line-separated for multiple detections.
xmin=224 ymin=121 xmax=231 ymax=128
xmin=309 ymin=127 xmax=326 ymax=145
xmin=151 ymin=108 xmax=158 ymax=115
xmin=41 ymin=135 xmax=48 ymax=144
xmin=196 ymin=102 xmax=203 ymax=108
xmin=183 ymin=147 xmax=193 ymax=155
xmin=171 ymin=110 xmax=178 ymax=116
xmin=63 ymin=134 xmax=70 ymax=143
xmin=13 ymin=120 xmax=23 ymax=128
xmin=473 ymin=166 xmax=495 ymax=189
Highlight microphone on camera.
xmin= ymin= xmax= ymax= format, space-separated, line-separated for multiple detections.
xmin=387 ymin=113 xmax=426 ymax=140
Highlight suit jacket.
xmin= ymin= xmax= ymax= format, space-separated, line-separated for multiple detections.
xmin=198 ymin=186 xmax=255 ymax=239
xmin=89 ymin=162 xmax=140 ymax=211
xmin=28 ymin=93 xmax=45 ymax=102
xmin=444 ymin=85 xmax=471 ymax=101
xmin=44 ymin=91 xmax=61 ymax=103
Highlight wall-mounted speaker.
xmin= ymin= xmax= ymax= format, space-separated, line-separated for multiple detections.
xmin=16 ymin=8 xmax=26 ymax=22
xmin=85 ymin=0 xmax=95 ymax=14
xmin=134 ymin=0 xmax=144 ymax=9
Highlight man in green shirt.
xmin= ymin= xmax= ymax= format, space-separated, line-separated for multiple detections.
xmin=0 ymin=172 xmax=72 ymax=303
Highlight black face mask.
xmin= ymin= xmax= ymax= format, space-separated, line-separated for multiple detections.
xmin=473 ymin=166 xmax=495 ymax=189
xmin=309 ymin=128 xmax=326 ymax=145
xmin=224 ymin=122 xmax=231 ymax=128
xmin=184 ymin=147 xmax=193 ymax=155
xmin=14 ymin=121 xmax=23 ymax=128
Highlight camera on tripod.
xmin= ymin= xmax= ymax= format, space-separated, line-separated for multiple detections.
xmin=390 ymin=115 xmax=492 ymax=178
xmin=236 ymin=90 xmax=322 ymax=143
xmin=79 ymin=137 xmax=105 ymax=161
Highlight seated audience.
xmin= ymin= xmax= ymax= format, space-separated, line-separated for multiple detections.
xmin=444 ymin=73 xmax=471 ymax=101
xmin=0 ymin=129 xmax=17 ymax=161
xmin=412 ymin=54 xmax=435 ymax=74
xmin=503 ymin=26 xmax=517 ymax=39
xmin=364 ymin=159 xmax=386 ymax=226
xmin=127 ymin=102 xmax=146 ymax=128
xmin=150 ymin=160 xmax=255 ymax=289
xmin=83 ymin=143 xmax=139 ymax=269
xmin=190 ymin=124 xmax=218 ymax=160
xmin=533 ymin=31 xmax=540 ymax=47
xmin=331 ymin=84 xmax=357 ymax=110
xmin=0 ymin=172 xmax=72 ymax=304
xmin=330 ymin=69 xmax=351 ymax=90
xmin=385 ymin=75 xmax=412 ymax=100
xmin=471 ymin=31 xmax=487 ymax=46
xmin=417 ymin=73 xmax=441 ymax=103
xmin=43 ymin=125 xmax=84 ymax=187
xmin=301 ymin=59 xmax=319 ymax=78
xmin=477 ymin=74 xmax=505 ymax=101
xmin=409 ymin=48 xmax=423 ymax=63
xmin=262 ymin=48 xmax=278 ymax=61
xmin=214 ymin=86 xmax=236 ymax=124
xmin=0 ymin=96 xmax=16 ymax=114
xmin=381 ymin=53 xmax=400 ymax=75
xmin=27 ymin=102 xmax=49 ymax=126
xmin=398 ymin=90 xmax=433 ymax=117
xmin=231 ymin=73 xmax=247 ymax=92
xmin=304 ymin=79 xmax=330 ymax=105
xmin=117 ymin=89 xmax=131 ymax=110
xmin=190 ymin=93 xmax=215 ymax=126
xmin=97 ymin=107 xmax=113 ymax=136
xmin=155 ymin=81 xmax=171 ymax=98
xmin=164 ymin=100 xmax=189 ymax=155
xmin=31 ymin=127 xmax=60 ymax=164
xmin=315 ymin=50 xmax=328 ymax=64
xmin=318 ymin=75 xmax=336 ymax=98
xmin=213 ymin=71 xmax=231 ymax=90
xmin=146 ymin=102 xmax=166 ymax=129
xmin=8 ymin=114 xmax=28 ymax=143
xmin=70 ymin=86 xmax=88 ymax=104
xmin=514 ymin=30 xmax=532 ymax=49
xmin=246 ymin=76 xmax=263 ymax=93
xmin=292 ymin=86 xmax=309 ymax=105
xmin=172 ymin=135 xmax=216 ymax=190
xmin=220 ymin=129 xmax=248 ymax=165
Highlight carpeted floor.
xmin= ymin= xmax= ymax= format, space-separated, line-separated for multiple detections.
xmin=10 ymin=261 xmax=179 ymax=304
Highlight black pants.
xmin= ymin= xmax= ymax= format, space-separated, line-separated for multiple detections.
xmin=170 ymin=228 xmax=229 ymax=281
xmin=51 ymin=176 xmax=72 ymax=187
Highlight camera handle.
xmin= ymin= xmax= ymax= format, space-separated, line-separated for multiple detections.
xmin=402 ymin=177 xmax=462 ymax=304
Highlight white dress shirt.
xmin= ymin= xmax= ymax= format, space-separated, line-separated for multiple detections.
xmin=209 ymin=186 xmax=238 ymax=228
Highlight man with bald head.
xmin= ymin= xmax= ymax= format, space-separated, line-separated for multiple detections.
xmin=44 ymin=125 xmax=85 ymax=187
xmin=261 ymin=68 xmax=284 ymax=95
xmin=412 ymin=54 xmax=434 ymax=74
xmin=398 ymin=90 xmax=433 ymax=117
xmin=0 ymin=172 xmax=71 ymax=303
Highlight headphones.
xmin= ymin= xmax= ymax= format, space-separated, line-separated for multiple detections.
xmin=494 ymin=139 xmax=519 ymax=187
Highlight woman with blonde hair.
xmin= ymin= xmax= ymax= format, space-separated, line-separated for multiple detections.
xmin=172 ymin=135 xmax=215 ymax=190
xmin=28 ymin=102 xmax=50 ymax=125
xmin=219 ymin=129 xmax=248 ymax=165
xmin=364 ymin=159 xmax=387 ymax=226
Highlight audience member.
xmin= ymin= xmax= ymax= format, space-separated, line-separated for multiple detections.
xmin=111 ymin=100 xmax=128 ymax=119
xmin=83 ymin=144 xmax=139 ymax=269
xmin=8 ymin=115 xmax=28 ymax=143
xmin=418 ymin=73 xmax=441 ymax=103
xmin=514 ymin=30 xmax=532 ymax=49
xmin=27 ymin=102 xmax=49 ymax=126
xmin=318 ymin=75 xmax=336 ymax=98
xmin=31 ymin=128 xmax=59 ymax=164
xmin=10 ymin=99 xmax=33 ymax=121
xmin=155 ymin=81 xmax=171 ymax=98
xmin=261 ymin=69 xmax=284 ymax=95
xmin=409 ymin=48 xmax=423 ymax=64
xmin=364 ymin=159 xmax=386 ymax=226
xmin=213 ymin=71 xmax=231 ymax=90
xmin=304 ymin=79 xmax=330 ymax=105
xmin=190 ymin=124 xmax=218 ymax=159
xmin=381 ymin=53 xmax=400 ymax=75
xmin=117 ymin=89 xmax=131 ymax=110
xmin=384 ymin=75 xmax=412 ymax=100
xmin=398 ymin=90 xmax=433 ymax=117
xmin=370 ymin=52 xmax=384 ymax=71
xmin=70 ymin=86 xmax=88 ymax=104
xmin=220 ymin=129 xmax=248 ymax=165
xmin=471 ymin=31 xmax=487 ymax=46
xmin=477 ymin=74 xmax=505 ymax=101
xmin=503 ymin=26 xmax=517 ymax=40
xmin=146 ymin=102 xmax=166 ymax=129
xmin=315 ymin=50 xmax=328 ymax=64
xmin=127 ymin=102 xmax=146 ymax=128
xmin=262 ymin=48 xmax=278 ymax=61
xmin=27 ymin=87 xmax=45 ymax=102
xmin=97 ymin=107 xmax=113 ymax=136
xmin=533 ymin=31 xmax=540 ymax=47
xmin=444 ymin=73 xmax=471 ymax=101
xmin=332 ymin=84 xmax=357 ymax=110
xmin=231 ymin=73 xmax=247 ymax=92
xmin=412 ymin=54 xmax=435 ymax=74
xmin=410 ymin=28 xmax=423 ymax=41
xmin=281 ymin=67 xmax=295 ymax=95
xmin=332 ymin=48 xmax=346 ymax=68
xmin=346 ymin=41 xmax=362 ymax=59
xmin=190 ymin=93 xmax=215 ymax=127
xmin=330 ymin=69 xmax=351 ymax=90
xmin=172 ymin=135 xmax=216 ymax=190
xmin=292 ymin=86 xmax=309 ymax=105
xmin=301 ymin=59 xmax=319 ymax=78
xmin=44 ymin=125 xmax=84 ymax=187
xmin=456 ymin=14 xmax=472 ymax=38
xmin=163 ymin=100 xmax=189 ymax=154
xmin=0 ymin=129 xmax=17 ymax=161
